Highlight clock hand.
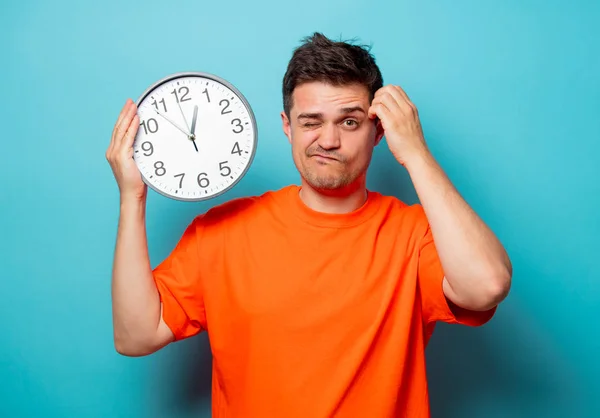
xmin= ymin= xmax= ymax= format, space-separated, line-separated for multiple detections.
xmin=154 ymin=109 xmax=190 ymax=137
xmin=190 ymin=105 xmax=199 ymax=153
xmin=191 ymin=105 xmax=198 ymax=136
xmin=176 ymin=99 xmax=190 ymax=131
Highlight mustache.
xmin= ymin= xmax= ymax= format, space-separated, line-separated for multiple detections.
xmin=306 ymin=146 xmax=345 ymax=162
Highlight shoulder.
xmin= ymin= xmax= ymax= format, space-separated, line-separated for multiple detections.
xmin=374 ymin=192 xmax=430 ymax=234
xmin=376 ymin=193 xmax=427 ymax=219
xmin=196 ymin=186 xmax=292 ymax=227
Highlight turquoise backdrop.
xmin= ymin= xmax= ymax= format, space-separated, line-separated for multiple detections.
xmin=1 ymin=0 xmax=598 ymax=417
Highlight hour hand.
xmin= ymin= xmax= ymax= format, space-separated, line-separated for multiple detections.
xmin=191 ymin=105 xmax=198 ymax=136
xmin=190 ymin=105 xmax=199 ymax=152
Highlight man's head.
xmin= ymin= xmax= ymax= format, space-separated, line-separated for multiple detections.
xmin=281 ymin=32 xmax=385 ymax=195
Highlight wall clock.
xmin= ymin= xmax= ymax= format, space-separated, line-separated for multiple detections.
xmin=133 ymin=72 xmax=257 ymax=201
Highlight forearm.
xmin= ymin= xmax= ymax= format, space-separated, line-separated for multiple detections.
xmin=111 ymin=196 xmax=163 ymax=354
xmin=406 ymin=151 xmax=512 ymax=310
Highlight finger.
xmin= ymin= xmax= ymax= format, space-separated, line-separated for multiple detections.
xmin=115 ymin=102 xmax=138 ymax=148
xmin=392 ymin=85 xmax=418 ymax=114
xmin=110 ymin=101 xmax=133 ymax=157
xmin=115 ymin=99 xmax=134 ymax=127
xmin=392 ymin=84 xmax=411 ymax=101
xmin=122 ymin=114 xmax=140 ymax=151
xmin=368 ymin=101 xmax=393 ymax=126
xmin=368 ymin=101 xmax=379 ymax=120
xmin=111 ymin=99 xmax=133 ymax=143
xmin=376 ymin=92 xmax=406 ymax=117
xmin=108 ymin=101 xmax=131 ymax=158
xmin=368 ymin=96 xmax=386 ymax=119
xmin=379 ymin=86 xmax=413 ymax=116
xmin=376 ymin=85 xmax=417 ymax=115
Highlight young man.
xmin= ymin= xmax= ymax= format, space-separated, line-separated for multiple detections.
xmin=107 ymin=33 xmax=512 ymax=417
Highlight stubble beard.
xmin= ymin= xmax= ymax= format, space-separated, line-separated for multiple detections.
xmin=299 ymin=157 xmax=363 ymax=191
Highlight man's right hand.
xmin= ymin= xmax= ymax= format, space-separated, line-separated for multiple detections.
xmin=107 ymin=100 xmax=175 ymax=356
xmin=106 ymin=99 xmax=146 ymax=201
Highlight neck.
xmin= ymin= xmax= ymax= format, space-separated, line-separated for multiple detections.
xmin=298 ymin=178 xmax=368 ymax=214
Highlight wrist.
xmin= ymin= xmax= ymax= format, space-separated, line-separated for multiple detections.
xmin=402 ymin=147 xmax=435 ymax=173
xmin=120 ymin=192 xmax=147 ymax=210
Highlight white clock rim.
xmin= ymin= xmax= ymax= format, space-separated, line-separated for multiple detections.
xmin=133 ymin=71 xmax=258 ymax=202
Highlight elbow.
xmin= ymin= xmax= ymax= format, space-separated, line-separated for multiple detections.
xmin=476 ymin=267 xmax=513 ymax=311
xmin=489 ymin=272 xmax=511 ymax=306
xmin=447 ymin=266 xmax=512 ymax=312
xmin=114 ymin=334 xmax=157 ymax=357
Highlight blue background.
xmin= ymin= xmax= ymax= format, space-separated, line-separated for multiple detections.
xmin=1 ymin=0 xmax=598 ymax=417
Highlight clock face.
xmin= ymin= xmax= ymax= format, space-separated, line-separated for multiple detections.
xmin=133 ymin=72 xmax=257 ymax=201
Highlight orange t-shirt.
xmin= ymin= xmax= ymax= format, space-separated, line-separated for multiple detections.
xmin=153 ymin=185 xmax=495 ymax=417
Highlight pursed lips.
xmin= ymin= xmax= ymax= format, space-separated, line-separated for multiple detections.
xmin=311 ymin=153 xmax=338 ymax=161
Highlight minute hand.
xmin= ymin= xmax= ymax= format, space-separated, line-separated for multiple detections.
xmin=154 ymin=109 xmax=190 ymax=137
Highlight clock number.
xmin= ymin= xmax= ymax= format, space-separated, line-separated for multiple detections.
xmin=202 ymin=88 xmax=210 ymax=103
xmin=231 ymin=118 xmax=243 ymax=133
xmin=171 ymin=86 xmax=191 ymax=103
xmin=154 ymin=161 xmax=166 ymax=176
xmin=174 ymin=173 xmax=185 ymax=188
xmin=231 ymin=142 xmax=242 ymax=156
xmin=197 ymin=172 xmax=210 ymax=188
xmin=141 ymin=118 xmax=159 ymax=135
xmin=141 ymin=141 xmax=153 ymax=156
xmin=219 ymin=161 xmax=231 ymax=177
xmin=151 ymin=98 xmax=167 ymax=113
xmin=219 ymin=99 xmax=232 ymax=115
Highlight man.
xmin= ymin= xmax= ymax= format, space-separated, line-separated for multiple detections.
xmin=106 ymin=32 xmax=512 ymax=417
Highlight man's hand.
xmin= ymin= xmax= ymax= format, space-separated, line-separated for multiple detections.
xmin=106 ymin=99 xmax=147 ymax=202
xmin=368 ymin=85 xmax=429 ymax=167
xmin=369 ymin=85 xmax=512 ymax=311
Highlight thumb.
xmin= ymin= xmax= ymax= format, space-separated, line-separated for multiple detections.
xmin=367 ymin=104 xmax=378 ymax=120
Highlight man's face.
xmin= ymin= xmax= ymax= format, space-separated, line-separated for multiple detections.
xmin=281 ymin=81 xmax=383 ymax=194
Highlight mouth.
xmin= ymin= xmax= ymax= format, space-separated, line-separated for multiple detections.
xmin=311 ymin=153 xmax=338 ymax=162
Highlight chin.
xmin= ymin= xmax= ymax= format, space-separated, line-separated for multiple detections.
xmin=295 ymin=156 xmax=363 ymax=191
xmin=303 ymin=170 xmax=355 ymax=191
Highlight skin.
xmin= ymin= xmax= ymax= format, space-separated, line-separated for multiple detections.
xmin=107 ymin=79 xmax=512 ymax=356
xmin=106 ymin=100 xmax=173 ymax=356
xmin=281 ymin=82 xmax=384 ymax=214
xmin=283 ymin=81 xmax=512 ymax=312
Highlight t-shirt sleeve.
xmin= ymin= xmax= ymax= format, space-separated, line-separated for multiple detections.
xmin=152 ymin=216 xmax=207 ymax=341
xmin=417 ymin=213 xmax=496 ymax=329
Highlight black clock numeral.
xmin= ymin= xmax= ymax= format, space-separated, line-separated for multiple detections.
xmin=154 ymin=161 xmax=166 ymax=176
xmin=171 ymin=86 xmax=191 ymax=103
xmin=202 ymin=88 xmax=210 ymax=103
xmin=141 ymin=141 xmax=153 ymax=156
xmin=174 ymin=173 xmax=185 ymax=188
xmin=231 ymin=142 xmax=242 ymax=156
xmin=219 ymin=161 xmax=231 ymax=177
xmin=231 ymin=118 xmax=243 ymax=134
xmin=219 ymin=99 xmax=232 ymax=115
xmin=197 ymin=172 xmax=210 ymax=188
xmin=151 ymin=98 xmax=167 ymax=113
xmin=140 ymin=118 xmax=159 ymax=134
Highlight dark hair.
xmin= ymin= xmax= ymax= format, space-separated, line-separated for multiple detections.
xmin=282 ymin=32 xmax=383 ymax=117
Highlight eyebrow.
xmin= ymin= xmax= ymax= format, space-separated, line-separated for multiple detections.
xmin=297 ymin=106 xmax=366 ymax=120
xmin=339 ymin=106 xmax=366 ymax=115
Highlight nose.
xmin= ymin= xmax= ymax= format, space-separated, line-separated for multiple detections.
xmin=317 ymin=122 xmax=341 ymax=150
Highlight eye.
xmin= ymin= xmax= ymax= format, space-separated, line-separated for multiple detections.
xmin=343 ymin=119 xmax=359 ymax=127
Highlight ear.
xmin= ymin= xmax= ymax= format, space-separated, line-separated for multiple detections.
xmin=374 ymin=118 xmax=385 ymax=146
xmin=281 ymin=111 xmax=292 ymax=144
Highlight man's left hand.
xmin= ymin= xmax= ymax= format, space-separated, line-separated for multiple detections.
xmin=368 ymin=85 xmax=429 ymax=167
